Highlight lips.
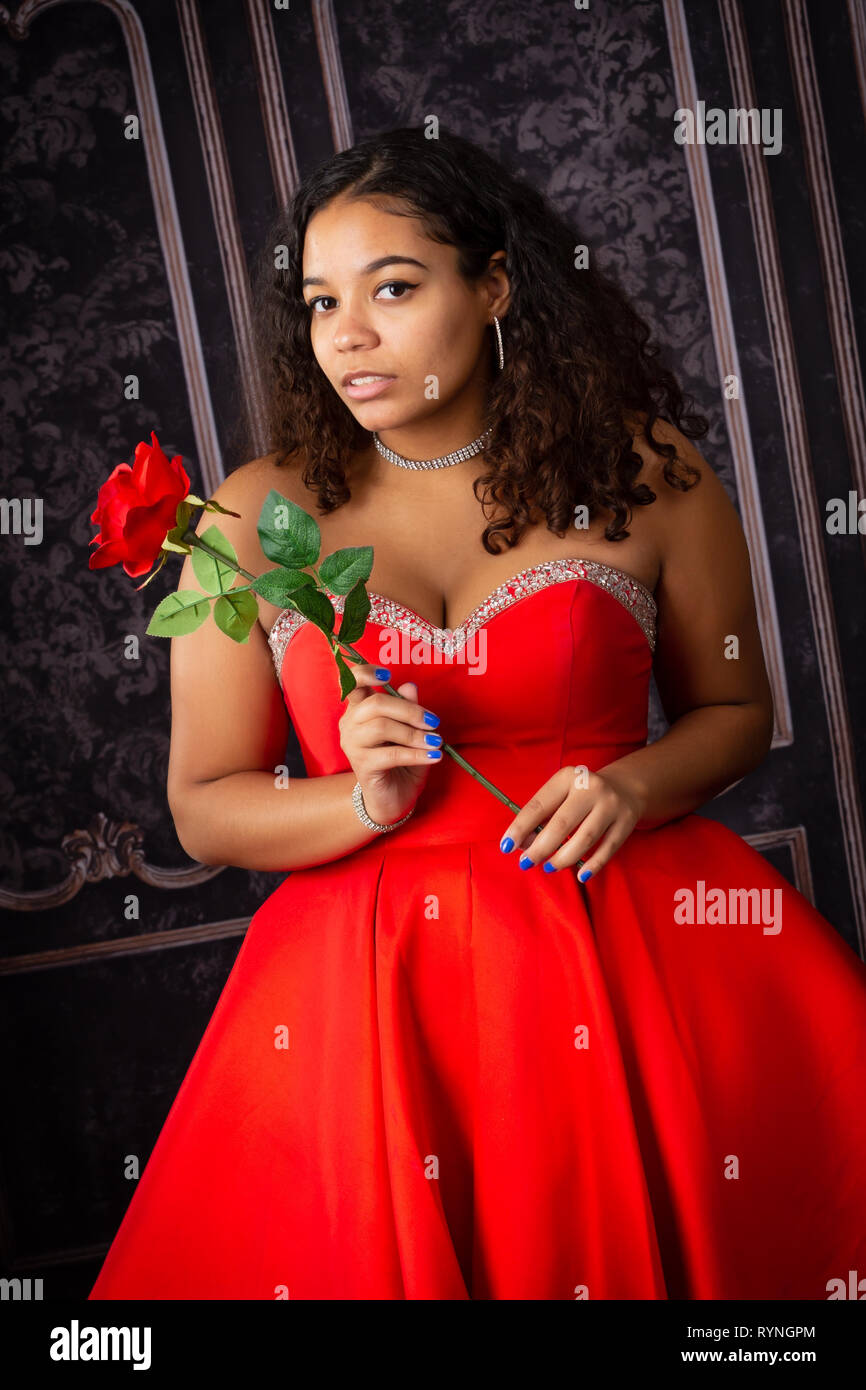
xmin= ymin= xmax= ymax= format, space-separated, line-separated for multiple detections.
xmin=341 ymin=372 xmax=395 ymax=387
xmin=343 ymin=374 xmax=397 ymax=401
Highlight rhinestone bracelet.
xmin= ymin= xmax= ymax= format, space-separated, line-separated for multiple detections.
xmin=351 ymin=781 xmax=415 ymax=833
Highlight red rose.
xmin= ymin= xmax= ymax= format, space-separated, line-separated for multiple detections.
xmin=89 ymin=432 xmax=191 ymax=578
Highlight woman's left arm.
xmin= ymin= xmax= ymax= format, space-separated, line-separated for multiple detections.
xmin=499 ymin=421 xmax=775 ymax=877
xmin=600 ymin=420 xmax=774 ymax=831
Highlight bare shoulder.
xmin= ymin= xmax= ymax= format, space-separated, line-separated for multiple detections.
xmin=202 ymin=451 xmax=316 ymax=561
xmin=214 ymin=449 xmax=312 ymax=515
xmin=626 ymin=415 xmax=757 ymax=640
xmin=624 ymin=415 xmax=772 ymax=732
xmin=626 ymin=413 xmax=728 ymax=518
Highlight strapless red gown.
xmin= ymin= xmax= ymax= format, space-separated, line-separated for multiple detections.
xmin=89 ymin=557 xmax=866 ymax=1300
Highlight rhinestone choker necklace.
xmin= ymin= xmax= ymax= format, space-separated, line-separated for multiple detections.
xmin=372 ymin=427 xmax=492 ymax=470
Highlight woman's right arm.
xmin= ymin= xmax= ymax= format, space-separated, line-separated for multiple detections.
xmin=166 ymin=460 xmax=442 ymax=871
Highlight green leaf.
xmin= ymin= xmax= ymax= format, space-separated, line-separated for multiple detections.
xmin=336 ymin=579 xmax=371 ymax=645
xmin=191 ymin=525 xmax=239 ymax=595
xmin=318 ymin=546 xmax=373 ymax=595
xmin=174 ymin=498 xmax=193 ymax=533
xmin=257 ymin=489 xmax=320 ymax=569
xmin=213 ymin=589 xmax=258 ymax=643
xmin=288 ymin=584 xmax=335 ymax=637
xmin=203 ymin=499 xmax=240 ymax=517
xmin=163 ymin=512 xmax=192 ymax=549
xmin=334 ymin=649 xmax=357 ymax=698
xmin=185 ymin=493 xmax=205 ymax=507
xmin=146 ymin=589 xmax=211 ymax=636
xmin=252 ymin=567 xmax=316 ymax=608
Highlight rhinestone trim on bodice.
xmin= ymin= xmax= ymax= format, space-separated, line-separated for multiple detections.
xmin=267 ymin=556 xmax=657 ymax=681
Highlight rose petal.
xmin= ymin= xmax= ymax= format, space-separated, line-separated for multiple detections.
xmin=88 ymin=541 xmax=128 ymax=570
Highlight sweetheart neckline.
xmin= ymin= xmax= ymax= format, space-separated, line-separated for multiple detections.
xmin=266 ymin=555 xmax=658 ymax=679
xmin=347 ymin=555 xmax=657 ymax=638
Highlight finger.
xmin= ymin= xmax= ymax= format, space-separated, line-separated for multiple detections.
xmin=500 ymin=827 xmax=540 ymax=857
xmin=354 ymin=683 xmax=438 ymax=733
xmin=547 ymin=814 xmax=634 ymax=881
xmin=344 ymin=663 xmax=394 ymax=706
xmin=514 ymin=803 xmax=610 ymax=872
xmin=397 ymin=681 xmax=442 ymax=729
xmin=497 ymin=771 xmax=578 ymax=858
xmin=362 ymin=739 xmax=445 ymax=772
xmin=353 ymin=710 xmax=444 ymax=753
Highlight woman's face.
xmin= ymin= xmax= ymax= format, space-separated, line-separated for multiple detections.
xmin=300 ymin=194 xmax=507 ymax=433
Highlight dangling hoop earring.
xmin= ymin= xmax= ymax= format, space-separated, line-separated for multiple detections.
xmin=493 ymin=314 xmax=505 ymax=372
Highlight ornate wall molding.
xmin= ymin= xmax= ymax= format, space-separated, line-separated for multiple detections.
xmin=313 ymin=0 xmax=353 ymax=152
xmin=848 ymin=0 xmax=866 ymax=127
xmin=0 ymin=812 xmax=223 ymax=914
xmin=0 ymin=913 xmax=247 ymax=976
xmin=785 ymin=0 xmax=866 ymax=514
xmin=662 ymin=0 xmax=794 ymax=751
xmin=244 ymin=0 xmax=299 ymax=213
xmin=745 ymin=824 xmax=815 ymax=903
xmin=176 ymin=0 xmax=267 ymax=468
xmin=714 ymin=0 xmax=866 ymax=953
xmin=0 ymin=0 xmax=224 ymax=494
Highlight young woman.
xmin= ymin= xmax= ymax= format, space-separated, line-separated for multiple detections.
xmin=90 ymin=126 xmax=866 ymax=1300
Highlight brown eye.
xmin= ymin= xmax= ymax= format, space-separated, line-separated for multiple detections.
xmin=306 ymin=281 xmax=417 ymax=315
xmin=375 ymin=280 xmax=417 ymax=301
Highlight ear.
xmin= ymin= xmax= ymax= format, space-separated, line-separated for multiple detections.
xmin=486 ymin=251 xmax=510 ymax=317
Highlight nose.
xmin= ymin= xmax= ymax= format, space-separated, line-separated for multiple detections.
xmin=333 ymin=316 xmax=378 ymax=354
xmin=327 ymin=294 xmax=379 ymax=354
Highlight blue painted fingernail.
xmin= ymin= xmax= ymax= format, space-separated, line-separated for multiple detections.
xmin=543 ymin=861 xmax=557 ymax=873
xmin=375 ymin=668 xmax=390 ymax=681
xmin=578 ymin=868 xmax=593 ymax=882
xmin=500 ymin=836 xmax=514 ymax=853
xmin=519 ymin=854 xmax=534 ymax=870
xmin=423 ymin=710 xmax=440 ymax=727
xmin=424 ymin=733 xmax=442 ymax=746
xmin=426 ymin=749 xmax=442 ymax=759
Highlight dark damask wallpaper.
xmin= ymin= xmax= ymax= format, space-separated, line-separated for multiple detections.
xmin=0 ymin=0 xmax=864 ymax=1298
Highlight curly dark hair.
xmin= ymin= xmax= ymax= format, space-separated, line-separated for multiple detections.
xmin=237 ymin=125 xmax=706 ymax=551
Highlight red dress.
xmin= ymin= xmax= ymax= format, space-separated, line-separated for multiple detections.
xmin=89 ymin=557 xmax=866 ymax=1299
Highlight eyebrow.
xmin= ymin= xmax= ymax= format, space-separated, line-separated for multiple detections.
xmin=301 ymin=256 xmax=430 ymax=291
